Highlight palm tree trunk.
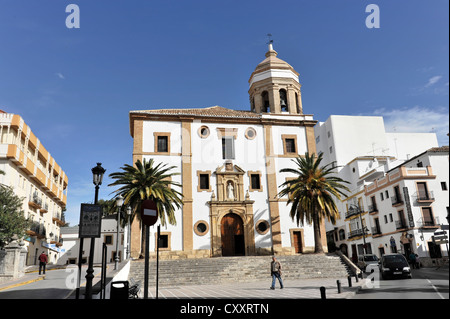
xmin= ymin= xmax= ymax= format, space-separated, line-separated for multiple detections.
xmin=313 ymin=212 xmax=324 ymax=254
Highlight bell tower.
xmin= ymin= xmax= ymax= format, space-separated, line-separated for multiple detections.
xmin=248 ymin=42 xmax=303 ymax=115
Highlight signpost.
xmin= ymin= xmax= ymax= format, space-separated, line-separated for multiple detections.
xmin=79 ymin=204 xmax=102 ymax=238
xmin=141 ymin=200 xmax=158 ymax=299
xmin=76 ymin=204 xmax=102 ymax=299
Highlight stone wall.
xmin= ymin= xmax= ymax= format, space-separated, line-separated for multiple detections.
xmin=0 ymin=241 xmax=28 ymax=283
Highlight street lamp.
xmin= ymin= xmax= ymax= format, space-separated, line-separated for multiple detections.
xmin=126 ymin=206 xmax=132 ymax=259
xmin=85 ymin=162 xmax=105 ymax=299
xmin=115 ymin=195 xmax=123 ymax=270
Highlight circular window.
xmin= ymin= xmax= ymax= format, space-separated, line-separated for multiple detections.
xmin=255 ymin=220 xmax=270 ymax=235
xmin=194 ymin=220 xmax=209 ymax=236
xmin=198 ymin=126 xmax=210 ymax=138
xmin=245 ymin=127 xmax=256 ymax=140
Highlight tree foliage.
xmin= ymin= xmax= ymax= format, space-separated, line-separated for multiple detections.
xmin=108 ymin=158 xmax=183 ymax=227
xmin=0 ymin=185 xmax=30 ymax=248
xmin=278 ymin=152 xmax=350 ymax=253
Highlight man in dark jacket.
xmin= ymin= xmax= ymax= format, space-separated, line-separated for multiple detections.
xmin=270 ymin=256 xmax=284 ymax=290
xmin=38 ymin=251 xmax=48 ymax=275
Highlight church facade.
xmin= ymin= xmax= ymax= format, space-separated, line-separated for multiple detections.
xmin=128 ymin=44 xmax=324 ymax=259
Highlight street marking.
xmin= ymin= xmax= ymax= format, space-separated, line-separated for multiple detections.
xmin=0 ymin=276 xmax=44 ymax=292
xmin=426 ymin=279 xmax=445 ymax=299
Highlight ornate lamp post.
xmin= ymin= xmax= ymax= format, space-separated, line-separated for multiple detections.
xmin=114 ymin=195 xmax=123 ymax=270
xmin=85 ymin=162 xmax=105 ymax=299
xmin=126 ymin=206 xmax=132 ymax=259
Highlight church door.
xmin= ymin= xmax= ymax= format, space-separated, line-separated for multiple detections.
xmin=221 ymin=213 xmax=245 ymax=256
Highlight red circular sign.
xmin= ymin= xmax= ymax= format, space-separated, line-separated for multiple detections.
xmin=141 ymin=200 xmax=158 ymax=226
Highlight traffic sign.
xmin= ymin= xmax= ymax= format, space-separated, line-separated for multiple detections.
xmin=141 ymin=199 xmax=158 ymax=226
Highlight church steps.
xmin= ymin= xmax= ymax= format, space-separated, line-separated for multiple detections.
xmin=128 ymin=254 xmax=349 ymax=287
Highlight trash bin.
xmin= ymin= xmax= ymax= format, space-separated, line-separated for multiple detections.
xmin=110 ymin=281 xmax=129 ymax=299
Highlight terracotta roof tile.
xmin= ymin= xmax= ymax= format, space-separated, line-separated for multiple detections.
xmin=130 ymin=106 xmax=261 ymax=119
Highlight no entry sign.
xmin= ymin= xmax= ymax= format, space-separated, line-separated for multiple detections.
xmin=141 ymin=199 xmax=158 ymax=226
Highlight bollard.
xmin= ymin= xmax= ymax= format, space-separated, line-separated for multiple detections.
xmin=320 ymin=286 xmax=326 ymax=299
xmin=336 ymin=280 xmax=341 ymax=294
xmin=355 ymin=273 xmax=359 ymax=282
xmin=347 ymin=275 xmax=352 ymax=287
xmin=371 ymin=269 xmax=375 ymax=282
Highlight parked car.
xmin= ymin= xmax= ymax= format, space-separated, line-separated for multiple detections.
xmin=378 ymin=254 xmax=412 ymax=279
xmin=357 ymin=254 xmax=379 ymax=272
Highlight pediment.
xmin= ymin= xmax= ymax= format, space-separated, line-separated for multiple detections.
xmin=215 ymin=160 xmax=245 ymax=175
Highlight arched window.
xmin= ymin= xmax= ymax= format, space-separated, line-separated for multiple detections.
xmin=261 ymin=91 xmax=270 ymax=113
xmin=279 ymin=89 xmax=288 ymax=112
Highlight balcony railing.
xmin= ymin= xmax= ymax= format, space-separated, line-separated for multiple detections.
xmin=348 ymin=229 xmax=366 ymax=239
xmin=391 ymin=195 xmax=404 ymax=206
xmin=417 ymin=217 xmax=440 ymax=228
xmin=413 ymin=191 xmax=435 ymax=203
xmin=368 ymin=204 xmax=378 ymax=213
xmin=345 ymin=205 xmax=363 ymax=219
xmin=371 ymin=226 xmax=382 ymax=236
xmin=395 ymin=220 xmax=409 ymax=230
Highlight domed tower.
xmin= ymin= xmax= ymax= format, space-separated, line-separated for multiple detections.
xmin=248 ymin=43 xmax=303 ymax=114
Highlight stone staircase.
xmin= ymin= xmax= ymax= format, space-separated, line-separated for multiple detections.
xmin=128 ymin=254 xmax=350 ymax=287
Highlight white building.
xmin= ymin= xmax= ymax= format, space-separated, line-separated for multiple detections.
xmin=128 ymin=44 xmax=323 ymax=259
xmin=364 ymin=146 xmax=449 ymax=266
xmin=58 ymin=214 xmax=126 ymax=265
xmin=315 ymin=115 xmax=449 ymax=266
xmin=0 ymin=110 xmax=68 ymax=265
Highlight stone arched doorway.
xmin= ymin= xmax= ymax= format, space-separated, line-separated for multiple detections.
xmin=221 ymin=213 xmax=245 ymax=256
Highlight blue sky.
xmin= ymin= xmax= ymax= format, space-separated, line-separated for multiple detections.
xmin=0 ymin=0 xmax=448 ymax=226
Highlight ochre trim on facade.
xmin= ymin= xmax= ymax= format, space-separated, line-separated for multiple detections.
xmin=181 ymin=121 xmax=193 ymax=252
xmin=263 ymin=124 xmax=282 ymax=253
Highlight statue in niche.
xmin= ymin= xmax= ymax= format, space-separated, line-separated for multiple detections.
xmin=227 ymin=181 xmax=235 ymax=200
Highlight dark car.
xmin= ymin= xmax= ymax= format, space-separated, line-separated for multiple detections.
xmin=379 ymin=254 xmax=412 ymax=279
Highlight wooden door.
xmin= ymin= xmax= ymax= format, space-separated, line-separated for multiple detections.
xmin=293 ymin=231 xmax=303 ymax=253
xmin=221 ymin=213 xmax=244 ymax=256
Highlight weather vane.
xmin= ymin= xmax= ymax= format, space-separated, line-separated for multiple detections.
xmin=267 ymin=33 xmax=273 ymax=45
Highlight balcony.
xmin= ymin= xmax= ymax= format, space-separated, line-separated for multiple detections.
xmin=371 ymin=226 xmax=382 ymax=236
xmin=417 ymin=217 xmax=440 ymax=229
xmin=395 ymin=219 xmax=409 ymax=230
xmin=413 ymin=191 xmax=435 ymax=204
xmin=28 ymin=194 xmax=42 ymax=210
xmin=52 ymin=212 xmax=65 ymax=226
xmin=345 ymin=205 xmax=363 ymax=219
xmin=348 ymin=228 xmax=370 ymax=239
xmin=368 ymin=204 xmax=378 ymax=214
xmin=391 ymin=195 xmax=404 ymax=207
xmin=26 ymin=221 xmax=46 ymax=239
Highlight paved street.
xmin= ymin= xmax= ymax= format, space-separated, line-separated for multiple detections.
xmin=0 ymin=264 xmax=447 ymax=300
xmin=353 ymin=265 xmax=449 ymax=299
xmin=0 ymin=266 xmax=102 ymax=299
xmin=142 ymin=276 xmax=361 ymax=299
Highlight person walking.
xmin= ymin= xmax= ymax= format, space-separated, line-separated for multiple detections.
xmin=270 ymin=256 xmax=284 ymax=290
xmin=409 ymin=252 xmax=417 ymax=269
xmin=38 ymin=251 xmax=48 ymax=275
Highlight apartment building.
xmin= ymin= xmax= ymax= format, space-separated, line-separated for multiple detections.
xmin=315 ymin=115 xmax=448 ymax=266
xmin=364 ymin=146 xmax=449 ymax=266
xmin=0 ymin=110 xmax=68 ymax=265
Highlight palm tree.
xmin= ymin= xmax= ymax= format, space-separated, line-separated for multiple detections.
xmin=108 ymin=158 xmax=183 ymax=227
xmin=278 ymin=152 xmax=350 ymax=253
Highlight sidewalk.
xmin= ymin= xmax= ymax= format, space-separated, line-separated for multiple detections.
xmin=141 ymin=276 xmax=364 ymax=299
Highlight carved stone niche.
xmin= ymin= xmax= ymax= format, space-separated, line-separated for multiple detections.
xmin=214 ymin=160 xmax=245 ymax=202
